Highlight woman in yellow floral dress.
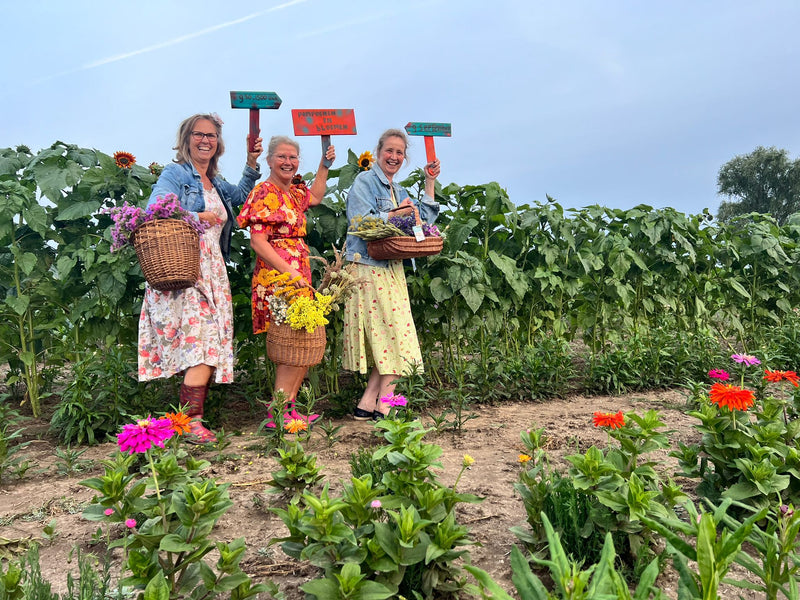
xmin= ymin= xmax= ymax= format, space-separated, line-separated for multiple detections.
xmin=237 ymin=135 xmax=334 ymax=426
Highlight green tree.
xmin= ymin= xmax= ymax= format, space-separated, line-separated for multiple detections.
xmin=717 ymin=146 xmax=800 ymax=225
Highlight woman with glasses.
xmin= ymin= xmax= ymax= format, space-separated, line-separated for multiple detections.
xmin=237 ymin=135 xmax=335 ymax=428
xmin=138 ymin=113 xmax=263 ymax=443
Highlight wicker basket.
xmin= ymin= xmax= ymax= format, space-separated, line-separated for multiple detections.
xmin=267 ymin=323 xmax=327 ymax=367
xmin=367 ymin=236 xmax=443 ymax=260
xmin=132 ymin=219 xmax=200 ymax=291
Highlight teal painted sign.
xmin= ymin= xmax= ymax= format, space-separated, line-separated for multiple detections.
xmin=404 ymin=122 xmax=452 ymax=137
xmin=229 ymin=91 xmax=282 ymax=110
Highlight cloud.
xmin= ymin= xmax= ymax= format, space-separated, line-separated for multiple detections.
xmin=26 ymin=0 xmax=309 ymax=87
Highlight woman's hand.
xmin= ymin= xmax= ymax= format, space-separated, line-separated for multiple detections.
xmin=246 ymin=135 xmax=264 ymax=169
xmin=198 ymin=211 xmax=221 ymax=226
xmin=389 ymin=199 xmax=419 ymax=220
xmin=288 ymin=268 xmax=308 ymax=286
xmin=321 ymin=144 xmax=336 ymax=168
xmin=425 ymin=158 xmax=441 ymax=179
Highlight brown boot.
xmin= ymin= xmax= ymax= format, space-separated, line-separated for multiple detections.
xmin=180 ymin=383 xmax=217 ymax=444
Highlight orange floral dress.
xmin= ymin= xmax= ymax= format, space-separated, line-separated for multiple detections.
xmin=237 ymin=181 xmax=312 ymax=334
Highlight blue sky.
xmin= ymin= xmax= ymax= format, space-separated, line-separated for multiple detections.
xmin=2 ymin=1 xmax=799 ymax=216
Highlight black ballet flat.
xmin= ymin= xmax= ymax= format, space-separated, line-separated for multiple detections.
xmin=353 ymin=407 xmax=374 ymax=421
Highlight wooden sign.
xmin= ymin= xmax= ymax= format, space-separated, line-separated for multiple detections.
xmin=291 ymin=109 xmax=357 ymax=167
xmin=404 ymin=122 xmax=452 ymax=172
xmin=229 ymin=91 xmax=282 ymax=152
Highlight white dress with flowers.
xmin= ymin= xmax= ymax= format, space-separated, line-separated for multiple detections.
xmin=138 ymin=187 xmax=234 ymax=383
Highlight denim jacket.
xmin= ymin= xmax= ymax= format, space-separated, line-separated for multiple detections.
xmin=148 ymin=161 xmax=261 ymax=261
xmin=345 ymin=165 xmax=439 ymax=267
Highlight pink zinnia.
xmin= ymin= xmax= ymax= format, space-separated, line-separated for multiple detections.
xmin=380 ymin=394 xmax=408 ymax=407
xmin=104 ymin=508 xmax=114 ymax=516
xmin=117 ymin=417 xmax=175 ymax=454
xmin=125 ymin=518 xmax=137 ymax=529
xmin=708 ymin=369 xmax=730 ymax=381
xmin=371 ymin=500 xmax=382 ymax=508
xmin=731 ymin=354 xmax=761 ymax=366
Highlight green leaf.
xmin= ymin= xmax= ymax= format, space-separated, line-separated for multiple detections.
xmin=16 ymin=253 xmax=37 ymax=276
xmin=460 ymin=286 xmax=483 ymax=313
xmin=56 ymin=200 xmax=101 ymax=221
xmin=143 ymin=570 xmax=169 ymax=600
xmin=22 ymin=203 xmax=48 ymax=235
xmin=5 ymin=295 xmax=30 ymax=316
xmin=159 ymin=533 xmax=195 ymax=553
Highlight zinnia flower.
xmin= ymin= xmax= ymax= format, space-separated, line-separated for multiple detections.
xmin=709 ymin=382 xmax=755 ymax=411
xmin=104 ymin=508 xmax=114 ymax=516
xmin=117 ymin=417 xmax=175 ymax=454
xmin=285 ymin=419 xmax=308 ymax=434
xmin=371 ymin=500 xmax=382 ymax=509
xmin=763 ymin=369 xmax=800 ymax=387
xmin=165 ymin=412 xmax=192 ymax=435
xmin=518 ymin=454 xmax=532 ymax=464
xmin=592 ymin=410 xmax=626 ymax=429
xmin=731 ymin=353 xmax=761 ymax=366
xmin=113 ymin=151 xmax=136 ymax=169
xmin=357 ymin=151 xmax=374 ymax=171
xmin=380 ymin=394 xmax=408 ymax=407
xmin=463 ymin=454 xmax=475 ymax=467
xmin=125 ymin=518 xmax=137 ymax=529
xmin=708 ymin=369 xmax=730 ymax=381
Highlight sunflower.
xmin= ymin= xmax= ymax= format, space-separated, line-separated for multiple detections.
xmin=357 ymin=151 xmax=374 ymax=171
xmin=114 ymin=151 xmax=136 ymax=169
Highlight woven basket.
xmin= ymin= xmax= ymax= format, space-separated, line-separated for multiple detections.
xmin=267 ymin=323 xmax=327 ymax=367
xmin=132 ymin=219 xmax=200 ymax=291
xmin=367 ymin=236 xmax=443 ymax=260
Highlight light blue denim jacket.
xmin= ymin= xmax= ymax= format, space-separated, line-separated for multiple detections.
xmin=345 ymin=165 xmax=439 ymax=267
xmin=148 ymin=161 xmax=261 ymax=261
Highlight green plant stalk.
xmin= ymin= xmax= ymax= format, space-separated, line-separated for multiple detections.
xmin=12 ymin=226 xmax=40 ymax=418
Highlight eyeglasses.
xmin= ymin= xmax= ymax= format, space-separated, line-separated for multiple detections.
xmin=191 ymin=131 xmax=218 ymax=141
xmin=274 ymin=154 xmax=299 ymax=162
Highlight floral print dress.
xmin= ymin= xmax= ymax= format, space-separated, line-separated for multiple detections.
xmin=138 ymin=187 xmax=234 ymax=383
xmin=237 ymin=181 xmax=312 ymax=334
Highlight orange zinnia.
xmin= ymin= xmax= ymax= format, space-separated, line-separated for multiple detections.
xmin=592 ymin=410 xmax=625 ymax=429
xmin=763 ymin=369 xmax=800 ymax=387
xmin=165 ymin=412 xmax=192 ymax=435
xmin=285 ymin=419 xmax=308 ymax=434
xmin=709 ymin=383 xmax=755 ymax=411
xmin=113 ymin=151 xmax=136 ymax=169
xmin=518 ymin=454 xmax=532 ymax=464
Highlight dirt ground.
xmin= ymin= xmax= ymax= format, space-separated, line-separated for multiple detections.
xmin=0 ymin=389 xmax=764 ymax=599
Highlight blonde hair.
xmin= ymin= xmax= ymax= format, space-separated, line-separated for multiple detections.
xmin=376 ymin=128 xmax=409 ymax=163
xmin=173 ymin=114 xmax=225 ymax=179
xmin=267 ymin=135 xmax=300 ymax=158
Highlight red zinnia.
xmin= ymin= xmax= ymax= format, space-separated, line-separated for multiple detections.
xmin=709 ymin=383 xmax=755 ymax=411
xmin=763 ymin=369 xmax=800 ymax=387
xmin=592 ymin=410 xmax=625 ymax=429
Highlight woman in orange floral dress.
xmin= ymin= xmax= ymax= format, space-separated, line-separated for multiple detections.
xmin=237 ymin=135 xmax=334 ymax=426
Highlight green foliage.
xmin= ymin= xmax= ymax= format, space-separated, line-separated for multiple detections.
xmin=467 ymin=517 xmax=666 ymax=599
xmin=79 ymin=427 xmax=269 ymax=599
xmin=673 ymin=366 xmax=800 ymax=512
xmin=266 ymin=439 xmax=325 ymax=502
xmin=49 ymin=346 xmax=142 ymax=446
xmin=717 ymin=146 xmax=800 ymax=225
xmin=721 ymin=501 xmax=800 ymax=600
xmin=641 ymin=498 xmax=768 ymax=600
xmin=513 ymin=411 xmax=684 ymax=574
xmin=271 ymin=418 xmax=482 ymax=599
xmin=0 ymin=423 xmax=33 ymax=485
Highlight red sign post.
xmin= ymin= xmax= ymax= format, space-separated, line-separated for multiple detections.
xmin=291 ymin=109 xmax=357 ymax=167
